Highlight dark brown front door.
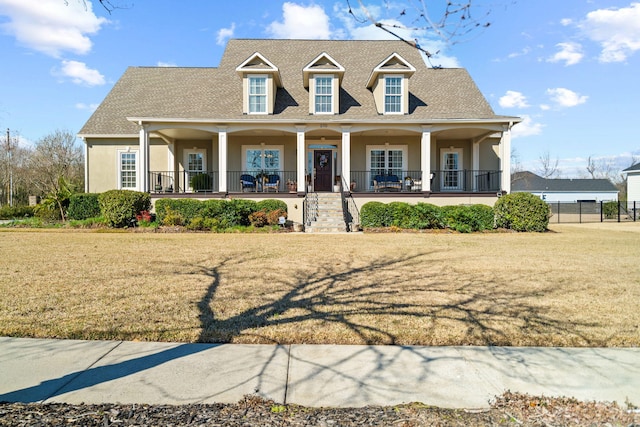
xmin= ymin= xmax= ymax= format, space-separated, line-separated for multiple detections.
xmin=314 ymin=150 xmax=332 ymax=192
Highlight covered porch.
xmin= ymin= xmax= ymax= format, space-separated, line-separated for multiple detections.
xmin=134 ymin=119 xmax=512 ymax=197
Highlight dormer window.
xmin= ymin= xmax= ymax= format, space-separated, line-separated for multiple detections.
xmin=236 ymin=53 xmax=282 ymax=115
xmin=303 ymin=52 xmax=345 ymax=115
xmin=366 ymin=53 xmax=416 ymax=115
xmin=248 ymin=75 xmax=267 ymax=114
xmin=314 ymin=75 xmax=333 ymax=114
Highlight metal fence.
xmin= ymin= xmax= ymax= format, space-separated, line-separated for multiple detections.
xmin=547 ymin=201 xmax=639 ymax=223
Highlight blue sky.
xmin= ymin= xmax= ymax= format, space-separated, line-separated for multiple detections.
xmin=0 ymin=0 xmax=639 ymax=177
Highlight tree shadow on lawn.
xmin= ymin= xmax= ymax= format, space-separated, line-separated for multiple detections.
xmin=193 ymin=250 xmax=605 ymax=347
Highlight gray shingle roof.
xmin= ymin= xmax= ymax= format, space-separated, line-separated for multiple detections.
xmin=623 ymin=162 xmax=640 ymax=172
xmin=512 ymin=171 xmax=618 ymax=192
xmin=80 ymin=39 xmax=510 ymax=136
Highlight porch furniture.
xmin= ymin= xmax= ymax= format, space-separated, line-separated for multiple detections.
xmin=240 ymin=174 xmax=257 ymax=192
xmin=264 ymin=174 xmax=280 ymax=192
xmin=373 ymin=174 xmax=402 ymax=192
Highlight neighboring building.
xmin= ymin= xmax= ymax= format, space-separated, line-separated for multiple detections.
xmin=623 ymin=162 xmax=640 ymax=203
xmin=512 ymin=171 xmax=619 ymax=202
xmin=79 ymin=39 xmax=520 ymax=224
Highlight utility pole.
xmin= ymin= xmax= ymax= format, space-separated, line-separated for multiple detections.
xmin=6 ymin=128 xmax=13 ymax=207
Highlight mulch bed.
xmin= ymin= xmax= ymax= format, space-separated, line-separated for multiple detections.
xmin=1 ymin=392 xmax=638 ymax=426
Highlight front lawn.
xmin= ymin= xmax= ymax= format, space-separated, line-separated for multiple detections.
xmin=1 ymin=223 xmax=638 ymax=346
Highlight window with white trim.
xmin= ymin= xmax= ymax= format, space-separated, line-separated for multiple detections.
xmin=118 ymin=151 xmax=137 ymax=190
xmin=314 ymin=76 xmax=333 ymax=114
xmin=366 ymin=145 xmax=407 ymax=179
xmin=384 ymin=76 xmax=403 ymax=114
xmin=243 ymin=145 xmax=283 ymax=173
xmin=248 ymin=75 xmax=267 ymax=114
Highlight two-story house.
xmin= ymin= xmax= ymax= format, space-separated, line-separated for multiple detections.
xmin=79 ymin=39 xmax=520 ymax=225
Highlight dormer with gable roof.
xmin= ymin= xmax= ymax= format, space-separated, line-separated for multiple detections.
xmin=366 ymin=53 xmax=416 ymax=115
xmin=236 ymin=52 xmax=282 ymax=115
xmin=303 ymin=52 xmax=345 ymax=115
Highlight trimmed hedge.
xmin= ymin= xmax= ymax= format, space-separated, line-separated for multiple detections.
xmin=360 ymin=201 xmax=494 ymax=232
xmin=494 ymin=192 xmax=549 ymax=232
xmin=360 ymin=202 xmax=392 ymax=227
xmin=98 ymin=190 xmax=151 ymax=228
xmin=154 ymin=198 xmax=285 ymax=229
xmin=68 ymin=193 xmax=101 ymax=220
xmin=0 ymin=205 xmax=35 ymax=220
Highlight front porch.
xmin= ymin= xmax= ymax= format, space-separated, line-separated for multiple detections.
xmin=148 ymin=169 xmax=503 ymax=195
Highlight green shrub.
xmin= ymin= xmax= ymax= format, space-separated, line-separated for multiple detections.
xmin=0 ymin=205 xmax=35 ymax=220
xmin=360 ymin=202 xmax=392 ymax=227
xmin=494 ymin=192 xmax=549 ymax=232
xmin=162 ymin=207 xmax=184 ymax=226
xmin=266 ymin=208 xmax=287 ymax=225
xmin=388 ymin=202 xmax=413 ymax=228
xmin=68 ymin=193 xmax=101 ymax=220
xmin=201 ymin=199 xmax=227 ymax=219
xmin=98 ymin=190 xmax=151 ymax=228
xmin=603 ymin=201 xmax=618 ymax=219
xmin=190 ymin=173 xmax=212 ymax=191
xmin=34 ymin=199 xmax=62 ymax=221
xmin=440 ymin=204 xmax=495 ymax=232
xmin=155 ymin=199 xmax=203 ymax=225
xmin=221 ymin=199 xmax=257 ymax=227
xmin=256 ymin=199 xmax=288 ymax=214
xmin=411 ymin=203 xmax=444 ymax=229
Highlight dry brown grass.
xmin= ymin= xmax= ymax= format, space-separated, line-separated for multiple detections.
xmin=1 ymin=223 xmax=639 ymax=347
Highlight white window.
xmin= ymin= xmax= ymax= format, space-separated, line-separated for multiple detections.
xmin=314 ymin=76 xmax=333 ymax=114
xmin=384 ymin=76 xmax=403 ymax=114
xmin=118 ymin=150 xmax=138 ymax=190
xmin=243 ymin=145 xmax=283 ymax=173
xmin=248 ymin=75 xmax=267 ymax=114
xmin=366 ymin=145 xmax=407 ymax=187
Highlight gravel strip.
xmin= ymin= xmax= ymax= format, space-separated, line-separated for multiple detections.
xmin=1 ymin=393 xmax=638 ymax=426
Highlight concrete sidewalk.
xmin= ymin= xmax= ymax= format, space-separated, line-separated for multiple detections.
xmin=0 ymin=337 xmax=638 ymax=408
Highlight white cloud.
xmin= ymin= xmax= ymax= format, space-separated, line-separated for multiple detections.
xmin=511 ymin=115 xmax=544 ymax=138
xmin=266 ymin=2 xmax=331 ymax=39
xmin=157 ymin=61 xmax=177 ymax=67
xmin=499 ymin=90 xmax=530 ymax=109
xmin=579 ymin=2 xmax=640 ymax=62
xmin=56 ymin=60 xmax=105 ymax=86
xmin=539 ymin=104 xmax=551 ymax=111
xmin=546 ymin=87 xmax=588 ymax=108
xmin=217 ymin=23 xmax=235 ymax=46
xmin=547 ymin=42 xmax=583 ymax=66
xmin=0 ymin=0 xmax=107 ymax=57
xmin=560 ymin=18 xmax=573 ymax=26
xmin=75 ymin=102 xmax=99 ymax=111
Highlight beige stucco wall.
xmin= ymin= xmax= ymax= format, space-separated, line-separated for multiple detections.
xmin=479 ymin=139 xmax=500 ymax=170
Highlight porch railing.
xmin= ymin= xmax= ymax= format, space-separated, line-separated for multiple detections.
xmin=150 ymin=169 xmax=502 ymax=194
xmin=227 ymin=171 xmax=297 ymax=193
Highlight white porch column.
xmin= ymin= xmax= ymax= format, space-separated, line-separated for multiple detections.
xmin=167 ymin=142 xmax=175 ymax=192
xmin=296 ymin=126 xmax=306 ymax=193
xmin=218 ymin=127 xmax=228 ymax=193
xmin=500 ymin=124 xmax=512 ymax=194
xmin=420 ymin=126 xmax=431 ymax=193
xmin=83 ymin=139 xmax=89 ymax=193
xmin=138 ymin=123 xmax=149 ymax=192
xmin=472 ymin=140 xmax=480 ymax=192
xmin=341 ymin=126 xmax=351 ymax=190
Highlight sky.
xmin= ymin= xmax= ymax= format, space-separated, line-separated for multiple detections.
xmin=0 ymin=0 xmax=639 ymax=178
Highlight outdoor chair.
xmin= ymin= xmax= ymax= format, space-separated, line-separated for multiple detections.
xmin=240 ymin=174 xmax=257 ymax=192
xmin=373 ymin=174 xmax=402 ymax=192
xmin=264 ymin=174 xmax=280 ymax=192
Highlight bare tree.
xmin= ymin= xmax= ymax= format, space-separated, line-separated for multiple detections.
xmin=585 ymin=155 xmax=615 ymax=180
xmin=67 ymin=0 xmax=128 ymax=14
xmin=346 ymin=0 xmax=497 ymax=60
xmin=28 ymin=130 xmax=84 ymax=220
xmin=0 ymin=130 xmax=32 ymax=206
xmin=536 ymin=151 xmax=560 ymax=179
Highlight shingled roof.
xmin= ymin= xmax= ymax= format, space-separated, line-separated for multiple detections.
xmin=80 ymin=39 xmax=511 ymax=136
xmin=512 ymin=171 xmax=618 ymax=192
xmin=623 ymin=162 xmax=640 ymax=172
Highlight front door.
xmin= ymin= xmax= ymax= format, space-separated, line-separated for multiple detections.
xmin=314 ymin=150 xmax=332 ymax=192
xmin=441 ymin=149 xmax=463 ymax=191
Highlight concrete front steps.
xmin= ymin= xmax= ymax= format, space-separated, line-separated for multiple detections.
xmin=305 ymin=192 xmax=348 ymax=233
